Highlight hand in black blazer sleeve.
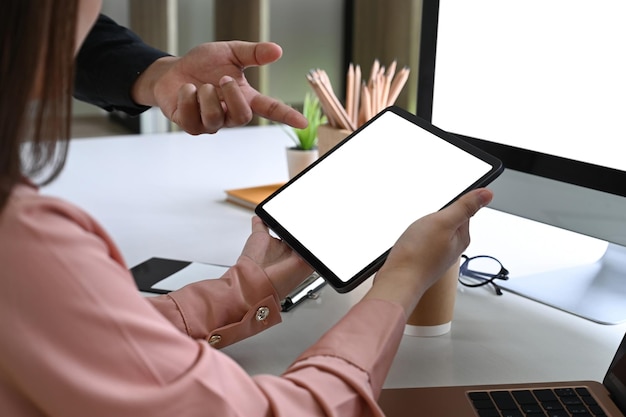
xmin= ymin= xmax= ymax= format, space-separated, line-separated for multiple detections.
xmin=74 ymin=15 xmax=308 ymax=133
xmin=74 ymin=14 xmax=170 ymax=116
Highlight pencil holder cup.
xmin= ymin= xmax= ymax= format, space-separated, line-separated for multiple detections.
xmin=317 ymin=124 xmax=352 ymax=157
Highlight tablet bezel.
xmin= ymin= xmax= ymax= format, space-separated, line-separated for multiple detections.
xmin=256 ymin=106 xmax=503 ymax=293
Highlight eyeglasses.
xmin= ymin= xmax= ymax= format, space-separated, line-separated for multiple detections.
xmin=459 ymin=254 xmax=509 ymax=296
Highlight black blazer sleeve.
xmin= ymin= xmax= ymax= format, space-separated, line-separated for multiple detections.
xmin=74 ymin=14 xmax=171 ymax=115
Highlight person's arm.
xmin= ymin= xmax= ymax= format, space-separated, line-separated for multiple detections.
xmin=0 ymin=186 xmax=491 ymax=417
xmin=74 ymin=15 xmax=307 ymax=133
xmin=129 ymin=40 xmax=308 ymax=134
xmin=0 ymin=189 xmax=397 ymax=417
xmin=363 ymin=188 xmax=493 ymax=318
xmin=74 ymin=14 xmax=170 ymax=115
xmin=147 ymin=216 xmax=313 ymax=348
xmin=146 ymin=258 xmax=284 ymax=348
xmin=286 ymin=188 xmax=494 ymax=399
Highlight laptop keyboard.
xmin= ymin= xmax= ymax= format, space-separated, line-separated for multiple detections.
xmin=468 ymin=387 xmax=607 ymax=417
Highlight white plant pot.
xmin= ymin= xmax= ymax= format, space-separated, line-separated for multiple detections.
xmin=286 ymin=147 xmax=318 ymax=179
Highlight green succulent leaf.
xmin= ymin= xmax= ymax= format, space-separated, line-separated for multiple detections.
xmin=287 ymin=93 xmax=327 ymax=150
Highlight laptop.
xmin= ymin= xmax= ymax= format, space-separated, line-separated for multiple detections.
xmin=378 ymin=332 xmax=626 ymax=417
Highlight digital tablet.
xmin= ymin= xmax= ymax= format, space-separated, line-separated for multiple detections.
xmin=256 ymin=106 xmax=503 ymax=293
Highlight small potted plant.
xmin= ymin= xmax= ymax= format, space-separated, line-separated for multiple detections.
xmin=284 ymin=93 xmax=327 ymax=178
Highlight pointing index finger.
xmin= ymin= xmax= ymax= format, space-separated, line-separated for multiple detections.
xmin=250 ymin=94 xmax=308 ymax=129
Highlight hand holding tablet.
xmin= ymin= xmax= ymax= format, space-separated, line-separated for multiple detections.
xmin=256 ymin=106 xmax=503 ymax=293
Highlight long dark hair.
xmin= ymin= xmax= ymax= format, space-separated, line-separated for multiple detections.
xmin=0 ymin=0 xmax=78 ymax=210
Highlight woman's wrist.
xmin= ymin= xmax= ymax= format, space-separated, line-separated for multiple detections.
xmin=363 ymin=267 xmax=431 ymax=317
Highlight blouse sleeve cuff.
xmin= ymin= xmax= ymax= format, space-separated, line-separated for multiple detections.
xmin=151 ymin=257 xmax=282 ymax=348
xmin=289 ymin=298 xmax=406 ymax=395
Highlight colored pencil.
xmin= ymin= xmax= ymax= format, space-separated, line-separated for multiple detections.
xmin=306 ymin=59 xmax=410 ymax=131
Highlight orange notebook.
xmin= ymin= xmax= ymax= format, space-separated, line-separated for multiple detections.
xmin=224 ymin=183 xmax=285 ymax=210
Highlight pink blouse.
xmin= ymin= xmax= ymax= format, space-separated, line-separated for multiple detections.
xmin=0 ymin=184 xmax=406 ymax=417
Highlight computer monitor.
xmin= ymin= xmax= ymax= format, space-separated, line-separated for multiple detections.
xmin=417 ymin=0 xmax=626 ymax=324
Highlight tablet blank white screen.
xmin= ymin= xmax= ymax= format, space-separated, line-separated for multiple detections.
xmin=263 ymin=111 xmax=493 ymax=282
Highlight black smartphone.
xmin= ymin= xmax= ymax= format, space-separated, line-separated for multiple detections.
xmin=131 ymin=257 xmax=228 ymax=294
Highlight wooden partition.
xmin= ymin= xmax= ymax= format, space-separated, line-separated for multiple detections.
xmin=350 ymin=0 xmax=422 ymax=112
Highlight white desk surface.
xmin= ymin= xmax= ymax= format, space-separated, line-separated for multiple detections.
xmin=43 ymin=125 xmax=626 ymax=389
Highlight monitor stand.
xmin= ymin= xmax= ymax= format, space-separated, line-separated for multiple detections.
xmin=499 ymin=243 xmax=626 ymax=325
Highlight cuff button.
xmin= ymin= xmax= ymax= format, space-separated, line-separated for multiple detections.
xmin=256 ymin=306 xmax=270 ymax=321
xmin=208 ymin=334 xmax=222 ymax=346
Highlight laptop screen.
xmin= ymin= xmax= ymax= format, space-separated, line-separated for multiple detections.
xmin=604 ymin=333 xmax=626 ymax=413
